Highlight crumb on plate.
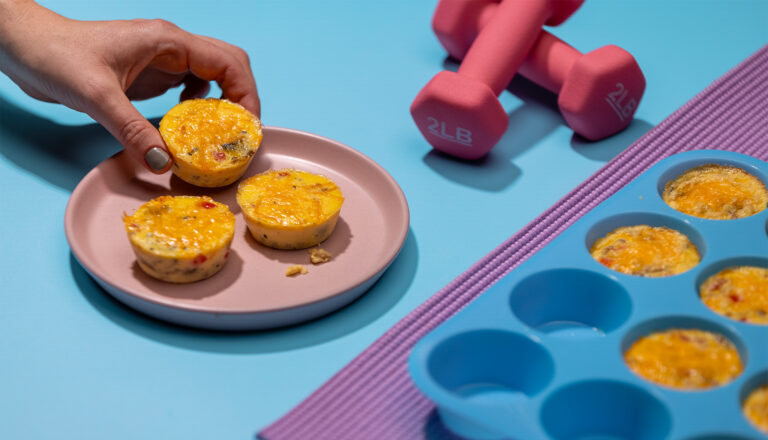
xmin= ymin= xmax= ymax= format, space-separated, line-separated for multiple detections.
xmin=286 ymin=265 xmax=308 ymax=277
xmin=309 ymin=248 xmax=333 ymax=264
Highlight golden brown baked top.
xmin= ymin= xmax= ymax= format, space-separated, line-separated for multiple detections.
xmin=624 ymin=328 xmax=743 ymax=390
xmin=237 ymin=169 xmax=344 ymax=229
xmin=590 ymin=225 xmax=700 ymax=277
xmin=744 ymin=385 xmax=768 ymax=434
xmin=160 ymin=98 xmax=262 ymax=173
xmin=123 ymin=195 xmax=235 ymax=258
xmin=663 ymin=164 xmax=768 ymax=219
xmin=701 ymin=266 xmax=768 ymax=324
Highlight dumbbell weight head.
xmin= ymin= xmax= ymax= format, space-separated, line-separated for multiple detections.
xmin=415 ymin=0 xmax=585 ymax=158
xmin=410 ymin=70 xmax=508 ymax=159
xmin=558 ymin=45 xmax=645 ymax=141
xmin=433 ymin=0 xmax=584 ymax=60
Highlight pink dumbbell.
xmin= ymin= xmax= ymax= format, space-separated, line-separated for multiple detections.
xmin=433 ymin=0 xmax=647 ymax=144
xmin=411 ymin=0 xmax=584 ymax=159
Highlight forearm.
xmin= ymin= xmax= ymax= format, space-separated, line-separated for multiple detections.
xmin=0 ymin=0 xmax=63 ymax=77
xmin=0 ymin=0 xmax=43 ymax=41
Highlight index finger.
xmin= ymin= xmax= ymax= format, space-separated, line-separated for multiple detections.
xmin=174 ymin=33 xmax=261 ymax=117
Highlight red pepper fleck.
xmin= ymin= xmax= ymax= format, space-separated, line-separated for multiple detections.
xmin=278 ymin=171 xmax=289 ymax=176
xmin=599 ymin=258 xmax=613 ymax=266
xmin=711 ymin=279 xmax=726 ymax=290
xmin=729 ymin=294 xmax=741 ymax=302
xmin=129 ymin=223 xmax=139 ymax=229
xmin=225 ymin=250 xmax=230 ymax=258
xmin=193 ymin=254 xmax=207 ymax=265
xmin=740 ymin=317 xmax=748 ymax=322
xmin=200 ymin=201 xmax=216 ymax=209
xmin=214 ymin=151 xmax=226 ymax=160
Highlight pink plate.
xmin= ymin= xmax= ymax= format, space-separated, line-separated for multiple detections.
xmin=65 ymin=127 xmax=409 ymax=330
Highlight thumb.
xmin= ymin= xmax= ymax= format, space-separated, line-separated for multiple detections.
xmin=87 ymin=87 xmax=173 ymax=174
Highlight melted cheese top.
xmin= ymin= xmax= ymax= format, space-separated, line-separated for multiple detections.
xmin=237 ymin=169 xmax=344 ymax=228
xmin=744 ymin=385 xmax=768 ymax=434
xmin=590 ymin=225 xmax=700 ymax=277
xmin=123 ymin=195 xmax=235 ymax=258
xmin=663 ymin=164 xmax=768 ymax=219
xmin=624 ymin=329 xmax=743 ymax=390
xmin=160 ymin=98 xmax=262 ymax=171
xmin=701 ymin=266 xmax=768 ymax=324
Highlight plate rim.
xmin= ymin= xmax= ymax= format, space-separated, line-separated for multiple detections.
xmin=65 ymin=125 xmax=410 ymax=316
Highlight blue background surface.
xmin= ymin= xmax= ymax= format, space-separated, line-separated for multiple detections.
xmin=1 ymin=1 xmax=766 ymax=439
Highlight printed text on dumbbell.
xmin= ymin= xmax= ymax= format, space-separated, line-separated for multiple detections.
xmin=426 ymin=117 xmax=472 ymax=146
xmin=605 ymin=83 xmax=638 ymax=122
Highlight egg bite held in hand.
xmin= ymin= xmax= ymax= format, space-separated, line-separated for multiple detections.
xmin=123 ymin=195 xmax=236 ymax=283
xmin=160 ymin=98 xmax=263 ymax=187
xmin=237 ymin=169 xmax=344 ymax=250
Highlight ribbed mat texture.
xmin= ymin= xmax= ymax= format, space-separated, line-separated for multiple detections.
xmin=260 ymin=45 xmax=768 ymax=440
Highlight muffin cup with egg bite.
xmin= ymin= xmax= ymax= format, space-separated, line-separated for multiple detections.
xmin=123 ymin=195 xmax=236 ymax=283
xmin=160 ymin=98 xmax=263 ymax=188
xmin=591 ymin=225 xmax=700 ymax=277
xmin=663 ymin=164 xmax=768 ymax=219
xmin=624 ymin=328 xmax=743 ymax=390
xmin=237 ymin=169 xmax=344 ymax=249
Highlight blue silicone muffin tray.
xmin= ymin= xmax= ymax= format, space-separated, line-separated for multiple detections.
xmin=409 ymin=150 xmax=768 ymax=440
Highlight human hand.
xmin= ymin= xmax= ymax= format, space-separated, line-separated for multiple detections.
xmin=0 ymin=0 xmax=260 ymax=173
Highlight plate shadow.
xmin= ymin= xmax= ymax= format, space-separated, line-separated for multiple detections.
xmin=70 ymin=227 xmax=419 ymax=354
xmin=421 ymin=57 xmax=652 ymax=191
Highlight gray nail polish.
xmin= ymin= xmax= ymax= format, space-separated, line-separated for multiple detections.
xmin=145 ymin=147 xmax=170 ymax=171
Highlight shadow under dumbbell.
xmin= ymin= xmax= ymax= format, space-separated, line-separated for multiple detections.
xmin=570 ymin=117 xmax=653 ymax=162
xmin=422 ymin=58 xmax=565 ymax=192
xmin=423 ymin=57 xmax=652 ymax=190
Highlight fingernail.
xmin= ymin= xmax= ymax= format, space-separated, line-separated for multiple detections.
xmin=145 ymin=147 xmax=170 ymax=171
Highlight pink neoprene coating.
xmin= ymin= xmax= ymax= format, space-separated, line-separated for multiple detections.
xmin=412 ymin=0 xmax=583 ymax=159
xmin=449 ymin=1 xmax=646 ymax=141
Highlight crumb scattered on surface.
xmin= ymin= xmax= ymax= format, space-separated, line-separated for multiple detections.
xmin=285 ymin=265 xmax=308 ymax=277
xmin=309 ymin=248 xmax=333 ymax=265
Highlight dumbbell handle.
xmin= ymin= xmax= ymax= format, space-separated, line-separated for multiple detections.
xmin=518 ymin=32 xmax=579 ymax=94
xmin=477 ymin=3 xmax=581 ymax=95
xmin=458 ymin=0 xmax=565 ymax=96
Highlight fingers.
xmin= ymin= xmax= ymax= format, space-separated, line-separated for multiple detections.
xmin=179 ymin=74 xmax=210 ymax=101
xmin=124 ymin=21 xmax=260 ymax=117
xmin=180 ymin=34 xmax=261 ymax=117
xmin=87 ymin=83 xmax=173 ymax=174
xmin=126 ymin=68 xmax=186 ymax=101
xmin=195 ymin=35 xmax=260 ymax=116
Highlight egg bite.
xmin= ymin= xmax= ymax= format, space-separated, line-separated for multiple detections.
xmin=700 ymin=266 xmax=768 ymax=324
xmin=590 ymin=225 xmax=700 ymax=277
xmin=624 ymin=328 xmax=743 ymax=390
xmin=662 ymin=164 xmax=768 ymax=219
xmin=237 ymin=169 xmax=344 ymax=249
xmin=159 ymin=98 xmax=263 ymax=187
xmin=744 ymin=385 xmax=768 ymax=434
xmin=123 ymin=195 xmax=235 ymax=283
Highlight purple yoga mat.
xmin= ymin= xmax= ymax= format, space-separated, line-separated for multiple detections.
xmin=260 ymin=45 xmax=768 ymax=440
